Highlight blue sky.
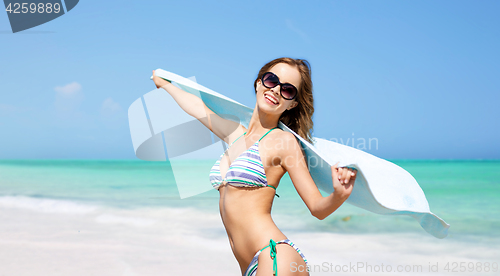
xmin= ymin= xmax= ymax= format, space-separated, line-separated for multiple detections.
xmin=1 ymin=0 xmax=499 ymax=160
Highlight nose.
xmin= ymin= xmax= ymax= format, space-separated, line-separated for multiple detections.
xmin=270 ymin=85 xmax=281 ymax=97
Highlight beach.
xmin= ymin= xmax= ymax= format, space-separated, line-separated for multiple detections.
xmin=1 ymin=160 xmax=499 ymax=275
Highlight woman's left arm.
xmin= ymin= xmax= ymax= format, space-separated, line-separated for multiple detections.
xmin=279 ymin=132 xmax=355 ymax=220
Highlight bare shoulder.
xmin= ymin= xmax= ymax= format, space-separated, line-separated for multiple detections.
xmin=267 ymin=129 xmax=301 ymax=156
xmin=273 ymin=129 xmax=297 ymax=143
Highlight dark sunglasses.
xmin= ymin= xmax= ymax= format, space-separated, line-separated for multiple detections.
xmin=261 ymin=72 xmax=298 ymax=100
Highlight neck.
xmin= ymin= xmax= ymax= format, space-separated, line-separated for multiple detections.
xmin=246 ymin=103 xmax=280 ymax=136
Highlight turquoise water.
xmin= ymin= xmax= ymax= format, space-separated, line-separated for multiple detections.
xmin=1 ymin=159 xmax=499 ymax=240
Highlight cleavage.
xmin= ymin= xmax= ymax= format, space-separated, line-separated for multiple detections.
xmin=218 ymin=139 xmax=256 ymax=179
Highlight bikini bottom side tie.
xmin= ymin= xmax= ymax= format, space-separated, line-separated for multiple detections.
xmin=243 ymin=238 xmax=308 ymax=276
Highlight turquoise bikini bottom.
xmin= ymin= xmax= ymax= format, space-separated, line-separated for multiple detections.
xmin=244 ymin=239 xmax=308 ymax=276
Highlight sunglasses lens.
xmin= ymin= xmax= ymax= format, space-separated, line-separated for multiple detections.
xmin=262 ymin=72 xmax=279 ymax=88
xmin=262 ymin=72 xmax=297 ymax=100
xmin=281 ymin=84 xmax=297 ymax=100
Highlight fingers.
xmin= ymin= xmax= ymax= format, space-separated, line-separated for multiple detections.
xmin=331 ymin=162 xmax=339 ymax=178
xmin=152 ymin=70 xmax=160 ymax=88
xmin=332 ymin=163 xmax=359 ymax=186
xmin=344 ymin=179 xmax=354 ymax=193
xmin=334 ymin=164 xmax=346 ymax=184
xmin=337 ymin=167 xmax=357 ymax=184
xmin=334 ymin=165 xmax=347 ymax=184
xmin=331 ymin=162 xmax=341 ymax=184
xmin=343 ymin=167 xmax=352 ymax=184
xmin=346 ymin=168 xmax=357 ymax=185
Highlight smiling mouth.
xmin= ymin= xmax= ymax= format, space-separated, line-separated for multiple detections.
xmin=264 ymin=94 xmax=278 ymax=105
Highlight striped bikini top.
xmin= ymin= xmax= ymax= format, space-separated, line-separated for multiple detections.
xmin=209 ymin=128 xmax=279 ymax=197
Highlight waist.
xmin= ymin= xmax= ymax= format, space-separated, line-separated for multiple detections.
xmin=219 ymin=185 xmax=276 ymax=225
xmin=218 ymin=185 xmax=285 ymax=269
xmin=222 ymin=211 xmax=285 ymax=266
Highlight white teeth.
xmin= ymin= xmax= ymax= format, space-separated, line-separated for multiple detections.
xmin=265 ymin=95 xmax=278 ymax=104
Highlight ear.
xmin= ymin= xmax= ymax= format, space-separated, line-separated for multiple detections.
xmin=288 ymin=101 xmax=298 ymax=110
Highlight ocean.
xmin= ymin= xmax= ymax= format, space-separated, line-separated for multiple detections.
xmin=1 ymin=159 xmax=499 ymax=275
xmin=1 ymin=159 xmax=498 ymax=238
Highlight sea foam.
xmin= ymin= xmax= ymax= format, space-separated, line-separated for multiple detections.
xmin=0 ymin=195 xmax=99 ymax=214
xmin=95 ymin=213 xmax=157 ymax=227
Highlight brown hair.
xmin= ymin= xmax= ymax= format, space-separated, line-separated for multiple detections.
xmin=254 ymin=57 xmax=314 ymax=143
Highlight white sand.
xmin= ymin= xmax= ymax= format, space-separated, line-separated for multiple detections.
xmin=0 ymin=197 xmax=498 ymax=276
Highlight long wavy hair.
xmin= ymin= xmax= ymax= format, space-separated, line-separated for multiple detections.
xmin=254 ymin=57 xmax=314 ymax=143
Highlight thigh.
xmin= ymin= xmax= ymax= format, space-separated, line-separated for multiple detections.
xmin=256 ymin=244 xmax=309 ymax=276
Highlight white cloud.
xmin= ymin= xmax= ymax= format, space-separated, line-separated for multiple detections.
xmin=54 ymin=82 xmax=84 ymax=113
xmin=54 ymin=82 xmax=82 ymax=97
xmin=101 ymin=97 xmax=122 ymax=115
xmin=100 ymin=97 xmax=125 ymax=129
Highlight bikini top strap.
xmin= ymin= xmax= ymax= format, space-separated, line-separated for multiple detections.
xmin=258 ymin=127 xmax=279 ymax=142
xmin=229 ymin=132 xmax=246 ymax=147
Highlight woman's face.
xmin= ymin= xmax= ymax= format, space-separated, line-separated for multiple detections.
xmin=255 ymin=63 xmax=300 ymax=116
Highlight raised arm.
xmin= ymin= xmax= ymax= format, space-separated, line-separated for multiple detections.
xmin=279 ymin=132 xmax=355 ymax=220
xmin=152 ymin=70 xmax=245 ymax=143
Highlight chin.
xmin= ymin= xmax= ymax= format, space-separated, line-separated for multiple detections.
xmin=257 ymin=102 xmax=285 ymax=117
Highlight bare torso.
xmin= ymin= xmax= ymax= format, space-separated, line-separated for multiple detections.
xmin=217 ymin=131 xmax=290 ymax=273
xmin=219 ymin=185 xmax=286 ymax=271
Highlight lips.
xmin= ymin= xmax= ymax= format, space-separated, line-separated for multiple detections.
xmin=264 ymin=93 xmax=279 ymax=105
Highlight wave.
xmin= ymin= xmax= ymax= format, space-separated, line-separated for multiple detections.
xmin=0 ymin=195 xmax=99 ymax=214
xmin=95 ymin=213 xmax=157 ymax=227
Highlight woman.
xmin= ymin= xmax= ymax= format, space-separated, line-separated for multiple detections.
xmin=152 ymin=57 xmax=356 ymax=276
